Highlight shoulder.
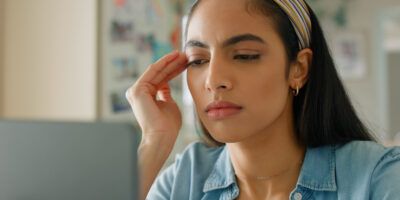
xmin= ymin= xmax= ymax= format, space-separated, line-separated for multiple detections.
xmin=173 ymin=142 xmax=226 ymax=180
xmin=177 ymin=141 xmax=225 ymax=163
xmin=335 ymin=140 xmax=400 ymax=172
xmin=147 ymin=142 xmax=225 ymax=199
xmin=335 ymin=140 xmax=400 ymax=165
xmin=165 ymin=141 xmax=225 ymax=176
xmin=171 ymin=142 xmax=225 ymax=173
xmin=334 ymin=141 xmax=400 ymax=199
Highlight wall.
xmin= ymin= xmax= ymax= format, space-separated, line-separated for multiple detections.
xmin=2 ymin=0 xmax=97 ymax=121
xmin=346 ymin=0 xmax=400 ymax=139
xmin=311 ymin=0 xmax=400 ymax=139
xmin=388 ymin=52 xmax=400 ymax=136
xmin=0 ymin=0 xmax=4 ymax=116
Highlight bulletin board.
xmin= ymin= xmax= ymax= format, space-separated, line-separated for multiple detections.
xmin=99 ymin=0 xmax=184 ymax=121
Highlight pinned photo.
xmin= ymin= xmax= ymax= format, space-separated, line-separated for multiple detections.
xmin=111 ymin=56 xmax=139 ymax=81
xmin=110 ymin=90 xmax=131 ymax=113
xmin=111 ymin=20 xmax=134 ymax=42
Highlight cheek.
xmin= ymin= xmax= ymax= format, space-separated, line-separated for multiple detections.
xmin=186 ymin=69 xmax=204 ymax=105
xmin=245 ymin=71 xmax=289 ymax=121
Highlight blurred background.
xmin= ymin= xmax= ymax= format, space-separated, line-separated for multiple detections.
xmin=0 ymin=0 xmax=399 ymax=155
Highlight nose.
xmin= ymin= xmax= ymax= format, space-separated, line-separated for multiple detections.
xmin=205 ymin=57 xmax=233 ymax=92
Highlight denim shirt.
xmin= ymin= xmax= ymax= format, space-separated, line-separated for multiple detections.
xmin=147 ymin=141 xmax=400 ymax=200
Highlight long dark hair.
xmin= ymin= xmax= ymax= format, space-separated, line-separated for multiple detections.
xmin=185 ymin=0 xmax=376 ymax=147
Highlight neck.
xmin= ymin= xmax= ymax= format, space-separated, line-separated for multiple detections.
xmin=227 ymin=100 xmax=305 ymax=198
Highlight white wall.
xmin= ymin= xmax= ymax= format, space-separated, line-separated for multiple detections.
xmin=344 ymin=0 xmax=400 ymax=138
xmin=314 ymin=0 xmax=400 ymax=138
xmin=2 ymin=0 xmax=97 ymax=121
xmin=388 ymin=52 xmax=400 ymax=136
xmin=0 ymin=0 xmax=4 ymax=116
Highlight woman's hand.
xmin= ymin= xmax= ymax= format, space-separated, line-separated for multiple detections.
xmin=126 ymin=50 xmax=187 ymax=145
xmin=125 ymin=51 xmax=187 ymax=200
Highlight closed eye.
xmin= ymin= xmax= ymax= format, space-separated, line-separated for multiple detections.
xmin=234 ymin=54 xmax=260 ymax=60
xmin=187 ymin=59 xmax=209 ymax=67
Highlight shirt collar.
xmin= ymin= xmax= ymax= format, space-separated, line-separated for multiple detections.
xmin=203 ymin=145 xmax=236 ymax=193
xmin=202 ymin=144 xmax=338 ymax=193
xmin=297 ymin=145 xmax=337 ymax=191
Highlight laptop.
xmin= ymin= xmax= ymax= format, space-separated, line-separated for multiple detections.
xmin=0 ymin=120 xmax=139 ymax=200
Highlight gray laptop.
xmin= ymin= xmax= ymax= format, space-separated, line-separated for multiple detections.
xmin=0 ymin=120 xmax=139 ymax=200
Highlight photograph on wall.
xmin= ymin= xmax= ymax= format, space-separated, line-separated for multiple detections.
xmin=331 ymin=31 xmax=367 ymax=79
xmin=111 ymin=20 xmax=134 ymax=42
xmin=111 ymin=56 xmax=139 ymax=82
xmin=110 ymin=89 xmax=131 ymax=113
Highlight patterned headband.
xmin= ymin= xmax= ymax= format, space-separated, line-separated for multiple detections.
xmin=273 ymin=0 xmax=312 ymax=49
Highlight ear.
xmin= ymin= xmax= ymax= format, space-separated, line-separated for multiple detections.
xmin=289 ymin=48 xmax=313 ymax=90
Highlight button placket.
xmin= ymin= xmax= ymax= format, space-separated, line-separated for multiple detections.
xmin=293 ymin=192 xmax=302 ymax=200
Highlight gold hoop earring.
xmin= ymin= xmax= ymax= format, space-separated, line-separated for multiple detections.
xmin=293 ymin=86 xmax=299 ymax=96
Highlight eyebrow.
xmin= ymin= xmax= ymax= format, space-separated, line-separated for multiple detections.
xmin=184 ymin=33 xmax=266 ymax=50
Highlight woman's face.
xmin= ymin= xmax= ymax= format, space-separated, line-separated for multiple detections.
xmin=185 ymin=0 xmax=293 ymax=143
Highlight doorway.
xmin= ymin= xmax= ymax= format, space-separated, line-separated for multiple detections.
xmin=382 ymin=10 xmax=400 ymax=139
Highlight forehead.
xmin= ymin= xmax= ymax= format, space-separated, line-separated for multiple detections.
xmin=186 ymin=0 xmax=276 ymax=44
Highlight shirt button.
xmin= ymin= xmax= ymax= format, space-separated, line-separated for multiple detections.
xmin=293 ymin=192 xmax=302 ymax=200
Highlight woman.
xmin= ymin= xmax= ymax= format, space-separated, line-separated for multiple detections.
xmin=126 ymin=0 xmax=400 ymax=199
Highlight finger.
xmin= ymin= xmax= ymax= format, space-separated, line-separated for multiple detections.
xmin=157 ymin=63 xmax=188 ymax=88
xmin=150 ymin=54 xmax=187 ymax=85
xmin=126 ymin=52 xmax=186 ymax=104
xmin=157 ymin=83 xmax=173 ymax=102
xmin=125 ymin=83 xmax=154 ymax=104
xmin=136 ymin=51 xmax=180 ymax=83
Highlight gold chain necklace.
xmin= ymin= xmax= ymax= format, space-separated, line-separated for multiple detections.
xmin=236 ymin=160 xmax=303 ymax=181
xmin=255 ymin=168 xmax=292 ymax=181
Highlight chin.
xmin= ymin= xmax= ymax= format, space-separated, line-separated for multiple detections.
xmin=208 ymin=130 xmax=250 ymax=144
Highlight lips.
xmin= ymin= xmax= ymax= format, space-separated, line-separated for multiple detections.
xmin=205 ymin=101 xmax=243 ymax=120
